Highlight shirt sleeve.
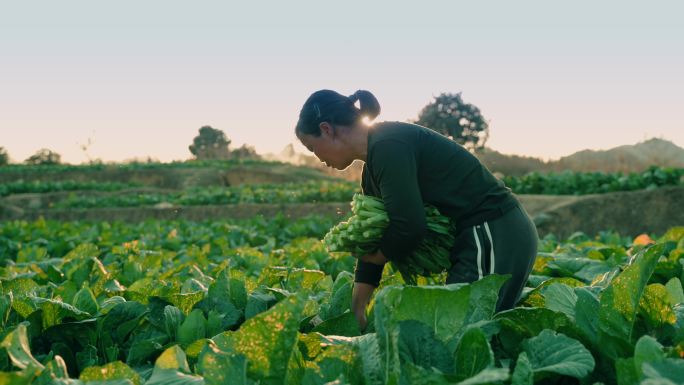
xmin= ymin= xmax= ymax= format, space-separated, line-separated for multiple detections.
xmin=354 ymin=259 xmax=384 ymax=287
xmin=371 ymin=140 xmax=427 ymax=262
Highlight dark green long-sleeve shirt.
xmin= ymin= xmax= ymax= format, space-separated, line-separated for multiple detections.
xmin=355 ymin=121 xmax=519 ymax=286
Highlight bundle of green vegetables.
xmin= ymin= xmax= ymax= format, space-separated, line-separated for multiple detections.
xmin=323 ymin=193 xmax=455 ymax=284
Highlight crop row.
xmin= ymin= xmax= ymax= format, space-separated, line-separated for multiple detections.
xmin=0 ymin=181 xmax=140 ymax=197
xmin=502 ymin=166 xmax=683 ymax=195
xmin=0 ymin=159 xmax=278 ymax=174
xmin=1 ymin=168 xmax=681 ymax=209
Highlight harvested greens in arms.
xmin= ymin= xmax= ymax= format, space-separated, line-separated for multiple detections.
xmin=324 ymin=193 xmax=455 ymax=284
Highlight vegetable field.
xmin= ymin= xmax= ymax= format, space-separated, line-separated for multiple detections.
xmin=1 ymin=216 xmax=684 ymax=384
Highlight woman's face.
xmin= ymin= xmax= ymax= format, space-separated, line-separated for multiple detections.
xmin=298 ymin=123 xmax=354 ymax=170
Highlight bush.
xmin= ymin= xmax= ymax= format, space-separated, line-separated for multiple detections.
xmin=25 ymin=148 xmax=61 ymax=165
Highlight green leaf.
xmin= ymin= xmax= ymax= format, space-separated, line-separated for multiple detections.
xmin=31 ymin=296 xmax=92 ymax=328
xmin=99 ymin=301 xmax=148 ymax=346
xmin=73 ymin=287 xmax=98 ymax=315
xmin=401 ymin=363 xmax=453 ymax=385
xmin=76 ymin=345 xmax=98 ymax=373
xmin=494 ymin=308 xmax=575 ymax=356
xmin=209 ymin=269 xmax=247 ymax=309
xmin=163 ymin=305 xmax=185 ymax=341
xmin=511 ymin=352 xmax=533 ymax=385
xmin=311 ymin=311 xmax=360 ymax=337
xmin=186 ymin=339 xmax=211 ymax=360
xmin=212 ymin=293 xmax=305 ymax=385
xmin=167 ymin=291 xmax=205 ymax=316
xmin=401 ymin=365 xmax=510 ymax=385
xmin=35 ymin=355 xmax=70 ymax=384
xmin=319 ymin=281 xmax=352 ymax=320
xmin=453 ymin=326 xmax=493 ymax=381
xmin=396 ymin=320 xmax=453 ymax=374
xmin=615 ymin=358 xmax=639 ymax=385
xmin=99 ymin=296 xmax=126 ymax=315
xmin=665 ymin=278 xmax=684 ymax=305
xmin=375 ymin=275 xmax=508 ymax=342
xmin=521 ymin=277 xmax=585 ymax=308
xmin=598 ymin=244 xmax=663 ymax=358
xmin=453 ymin=367 xmax=509 ymax=385
xmin=522 ymin=329 xmax=595 ymax=379
xmin=177 ymin=309 xmax=207 ymax=347
xmin=634 ymin=335 xmax=665 ymax=378
xmin=196 ymin=342 xmax=251 ymax=385
xmin=642 ymin=359 xmax=684 ymax=384
xmin=352 ymin=333 xmax=383 ymax=385
xmin=244 ymin=291 xmax=277 ymax=320
xmin=79 ymin=361 xmax=141 ymax=385
xmin=206 ymin=310 xmax=224 ymax=337
xmin=154 ymin=345 xmax=191 ymax=373
xmin=144 ymin=369 xmax=206 ymax=385
xmin=1 ymin=323 xmax=44 ymax=370
xmin=63 ymin=243 xmax=99 ymax=262
xmin=639 ymin=284 xmax=677 ymax=329
xmin=0 ymin=292 xmax=12 ymax=327
xmin=541 ymin=283 xmax=578 ymax=319
xmin=573 ymin=287 xmax=601 ymax=347
xmin=3 ymin=278 xmax=39 ymax=317
xmin=0 ymin=368 xmax=39 ymax=385
xmin=308 ymin=343 xmax=361 ymax=385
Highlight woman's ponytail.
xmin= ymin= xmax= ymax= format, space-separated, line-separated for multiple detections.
xmin=349 ymin=90 xmax=381 ymax=121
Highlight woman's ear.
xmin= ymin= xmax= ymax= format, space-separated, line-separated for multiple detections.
xmin=319 ymin=122 xmax=335 ymax=138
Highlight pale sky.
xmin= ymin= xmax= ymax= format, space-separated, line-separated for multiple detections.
xmin=1 ymin=0 xmax=682 ymax=164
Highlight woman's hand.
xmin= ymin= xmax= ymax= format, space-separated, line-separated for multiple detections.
xmin=359 ymin=250 xmax=388 ymax=265
xmin=352 ymin=282 xmax=375 ymax=332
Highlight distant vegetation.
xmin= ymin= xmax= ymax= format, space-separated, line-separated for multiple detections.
xmin=0 ymin=147 xmax=8 ymax=166
xmin=502 ymin=166 xmax=684 ymax=195
xmin=50 ymin=181 xmax=359 ymax=209
xmin=413 ymin=92 xmax=489 ymax=151
xmin=24 ymin=148 xmax=62 ymax=165
xmin=189 ymin=125 xmax=260 ymax=161
xmin=0 ymin=180 xmax=140 ymax=197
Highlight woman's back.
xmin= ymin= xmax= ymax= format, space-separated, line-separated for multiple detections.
xmin=362 ymin=121 xmax=518 ymax=231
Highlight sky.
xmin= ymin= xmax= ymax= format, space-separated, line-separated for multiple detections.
xmin=1 ymin=0 xmax=682 ymax=164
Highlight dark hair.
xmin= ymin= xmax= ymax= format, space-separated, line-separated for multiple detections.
xmin=295 ymin=89 xmax=381 ymax=137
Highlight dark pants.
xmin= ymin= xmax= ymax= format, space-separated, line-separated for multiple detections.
xmin=446 ymin=205 xmax=538 ymax=311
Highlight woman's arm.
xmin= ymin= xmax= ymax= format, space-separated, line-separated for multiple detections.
xmin=351 ymin=281 xmax=376 ymax=331
xmin=352 ymin=250 xmax=387 ymax=331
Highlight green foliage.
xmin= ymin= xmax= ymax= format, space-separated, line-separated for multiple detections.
xmin=502 ymin=166 xmax=684 ymax=195
xmin=0 ymin=180 xmax=139 ymax=197
xmin=25 ymin=148 xmax=61 ymax=165
xmin=0 ymin=147 xmax=9 ymax=166
xmin=189 ymin=125 xmax=231 ymax=160
xmin=0 ymin=219 xmax=683 ymax=384
xmin=414 ymin=92 xmax=489 ymax=150
xmin=50 ymin=180 xmax=359 ymax=209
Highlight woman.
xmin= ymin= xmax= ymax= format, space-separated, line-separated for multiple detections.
xmin=295 ymin=89 xmax=538 ymax=330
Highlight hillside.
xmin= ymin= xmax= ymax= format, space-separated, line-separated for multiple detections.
xmin=477 ymin=138 xmax=684 ymax=175
xmin=550 ymin=138 xmax=684 ymax=172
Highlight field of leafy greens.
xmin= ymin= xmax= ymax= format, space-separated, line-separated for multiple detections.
xmin=48 ymin=181 xmax=359 ymax=209
xmin=1 ymin=167 xmax=682 ymax=211
xmin=1 ymin=217 xmax=684 ymax=385
xmin=502 ymin=166 xmax=683 ymax=195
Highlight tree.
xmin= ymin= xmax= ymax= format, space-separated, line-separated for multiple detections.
xmin=0 ymin=147 xmax=8 ymax=166
xmin=25 ymin=149 xmax=61 ymax=165
xmin=189 ymin=126 xmax=231 ymax=160
xmin=414 ymin=92 xmax=489 ymax=150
